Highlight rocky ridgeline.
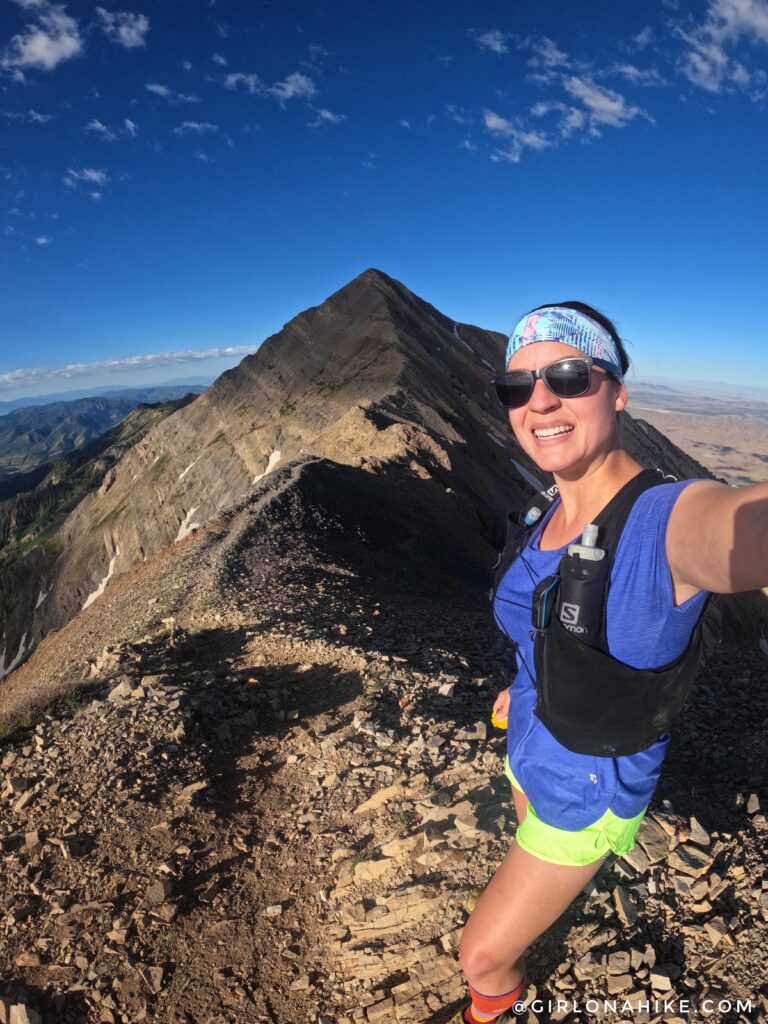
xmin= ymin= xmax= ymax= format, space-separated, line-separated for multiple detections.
xmin=2 ymin=604 xmax=768 ymax=1024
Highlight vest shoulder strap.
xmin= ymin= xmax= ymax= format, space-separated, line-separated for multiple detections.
xmin=590 ymin=468 xmax=672 ymax=649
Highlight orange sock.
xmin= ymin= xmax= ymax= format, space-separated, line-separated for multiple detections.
xmin=465 ymin=975 xmax=528 ymax=1022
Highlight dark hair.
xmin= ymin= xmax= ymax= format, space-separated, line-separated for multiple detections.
xmin=529 ymin=301 xmax=631 ymax=379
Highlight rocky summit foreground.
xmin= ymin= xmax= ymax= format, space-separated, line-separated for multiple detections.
xmin=1 ymin=456 xmax=767 ymax=1024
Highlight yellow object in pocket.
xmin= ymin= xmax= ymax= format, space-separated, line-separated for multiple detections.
xmin=491 ymin=709 xmax=508 ymax=729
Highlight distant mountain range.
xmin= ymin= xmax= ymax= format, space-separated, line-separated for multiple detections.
xmin=0 ymin=386 xmax=207 ymax=479
xmin=0 ymin=382 xmax=210 ymax=416
xmin=1 ymin=268 xmax=758 ymax=683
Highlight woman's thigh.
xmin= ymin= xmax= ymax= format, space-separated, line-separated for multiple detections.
xmin=460 ymin=837 xmax=603 ymax=977
xmin=511 ymin=784 xmax=527 ymax=824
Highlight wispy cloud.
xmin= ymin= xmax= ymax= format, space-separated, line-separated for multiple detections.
xmin=270 ymin=71 xmax=316 ymax=104
xmin=609 ymin=63 xmax=667 ymax=87
xmin=471 ymin=28 xmax=510 ymax=55
xmin=223 ymin=68 xmax=318 ymax=106
xmin=678 ymin=0 xmax=768 ymax=95
xmin=95 ymin=8 xmax=149 ymax=49
xmin=173 ymin=121 xmax=218 ymax=136
xmin=308 ymin=107 xmax=345 ymax=127
xmin=0 ymin=346 xmax=258 ymax=392
xmin=528 ymin=36 xmax=569 ymax=69
xmin=124 ymin=118 xmax=138 ymax=136
xmin=483 ymin=109 xmax=552 ymax=162
xmin=1 ymin=108 xmax=56 ymax=123
xmin=35 ymin=235 xmax=52 ymax=245
xmin=224 ymin=71 xmax=263 ymax=95
xmin=446 ymin=104 xmax=472 ymax=124
xmin=211 ymin=52 xmax=227 ymax=66
xmin=475 ymin=34 xmax=654 ymax=165
xmin=85 ymin=117 xmax=116 ymax=141
xmin=146 ymin=83 xmax=200 ymax=103
xmin=563 ymin=76 xmax=650 ymax=129
xmin=1 ymin=0 xmax=82 ymax=76
xmin=633 ymin=26 xmax=655 ymax=49
xmin=63 ymin=166 xmax=108 ymax=199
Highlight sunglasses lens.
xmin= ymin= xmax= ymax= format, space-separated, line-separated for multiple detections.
xmin=544 ymin=359 xmax=591 ymax=397
xmin=494 ymin=373 xmax=533 ymax=409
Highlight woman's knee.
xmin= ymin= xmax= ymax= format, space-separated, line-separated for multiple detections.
xmin=459 ymin=929 xmax=522 ymax=982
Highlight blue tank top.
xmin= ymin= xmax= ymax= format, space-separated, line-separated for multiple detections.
xmin=493 ymin=478 xmax=710 ymax=829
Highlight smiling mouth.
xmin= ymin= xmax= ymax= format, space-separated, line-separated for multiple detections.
xmin=533 ymin=425 xmax=574 ymax=439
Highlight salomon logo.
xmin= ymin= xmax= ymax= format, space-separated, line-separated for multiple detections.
xmin=560 ymin=603 xmax=580 ymax=625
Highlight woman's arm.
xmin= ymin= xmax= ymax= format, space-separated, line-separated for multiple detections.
xmin=667 ymin=479 xmax=768 ymax=595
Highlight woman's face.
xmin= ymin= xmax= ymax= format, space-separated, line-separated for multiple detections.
xmin=506 ymin=340 xmax=628 ymax=478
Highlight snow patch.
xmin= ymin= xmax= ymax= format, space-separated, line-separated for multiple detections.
xmin=452 ymin=323 xmax=476 ymax=355
xmin=511 ymin=459 xmax=544 ymax=491
xmin=36 ymin=587 xmax=50 ymax=609
xmin=175 ymin=507 xmax=200 ymax=543
xmin=0 ymin=633 xmax=28 ymax=679
xmin=178 ymin=459 xmax=197 ymax=481
xmin=253 ymin=449 xmax=281 ymax=485
xmin=82 ymin=545 xmax=121 ymax=610
xmin=486 ymin=431 xmax=506 ymax=449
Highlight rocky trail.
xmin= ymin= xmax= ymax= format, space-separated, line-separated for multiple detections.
xmin=2 ymin=481 xmax=768 ymax=1024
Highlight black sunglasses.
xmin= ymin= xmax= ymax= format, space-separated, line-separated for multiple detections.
xmin=491 ymin=356 xmax=617 ymax=409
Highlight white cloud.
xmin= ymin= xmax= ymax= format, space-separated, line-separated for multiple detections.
xmin=679 ymin=0 xmax=768 ymax=93
xmin=472 ymin=28 xmax=509 ymax=55
xmin=35 ymin=235 xmax=52 ymax=245
xmin=211 ymin=53 xmax=227 ymax=66
xmin=146 ymin=83 xmax=200 ymax=103
xmin=1 ymin=108 xmax=55 ymax=123
xmin=563 ymin=76 xmax=649 ymax=128
xmin=446 ymin=104 xmax=472 ymax=124
xmin=398 ymin=119 xmax=411 ymax=129
xmin=173 ymin=120 xmax=218 ymax=135
xmin=95 ymin=8 xmax=149 ymax=49
xmin=63 ymin=167 xmax=108 ymax=195
xmin=0 ymin=345 xmax=258 ymax=391
xmin=224 ymin=71 xmax=263 ymax=95
xmin=2 ymin=0 xmax=82 ymax=74
xmin=483 ymin=109 xmax=552 ymax=162
xmin=193 ymin=150 xmax=212 ymax=162
xmin=124 ymin=117 xmax=137 ymax=135
xmin=634 ymin=26 xmax=655 ymax=48
xmin=270 ymin=71 xmax=316 ymax=104
xmin=85 ymin=117 xmax=116 ymax=141
xmin=611 ymin=63 xmax=667 ymax=86
xmin=528 ymin=36 xmax=569 ymax=69
xmin=308 ymin=107 xmax=345 ymax=127
xmin=530 ymin=99 xmax=587 ymax=137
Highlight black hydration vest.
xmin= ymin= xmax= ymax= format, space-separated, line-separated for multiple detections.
xmin=491 ymin=468 xmax=724 ymax=758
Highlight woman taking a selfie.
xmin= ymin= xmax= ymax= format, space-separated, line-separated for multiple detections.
xmin=449 ymin=302 xmax=768 ymax=1024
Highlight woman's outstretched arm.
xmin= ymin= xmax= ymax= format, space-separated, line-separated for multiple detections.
xmin=667 ymin=479 xmax=768 ymax=595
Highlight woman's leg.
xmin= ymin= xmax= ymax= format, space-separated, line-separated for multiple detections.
xmin=460 ymin=837 xmax=604 ymax=996
xmin=510 ymin=785 xmax=527 ymax=825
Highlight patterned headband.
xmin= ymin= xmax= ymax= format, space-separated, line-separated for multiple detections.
xmin=505 ymin=306 xmax=623 ymax=382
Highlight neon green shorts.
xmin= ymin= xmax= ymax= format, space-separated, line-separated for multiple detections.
xmin=504 ymin=756 xmax=647 ymax=868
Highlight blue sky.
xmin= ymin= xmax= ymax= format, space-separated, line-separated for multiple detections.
xmin=2 ymin=0 xmax=768 ymax=401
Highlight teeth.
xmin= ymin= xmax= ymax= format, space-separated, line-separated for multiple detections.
xmin=535 ymin=425 xmax=573 ymax=438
